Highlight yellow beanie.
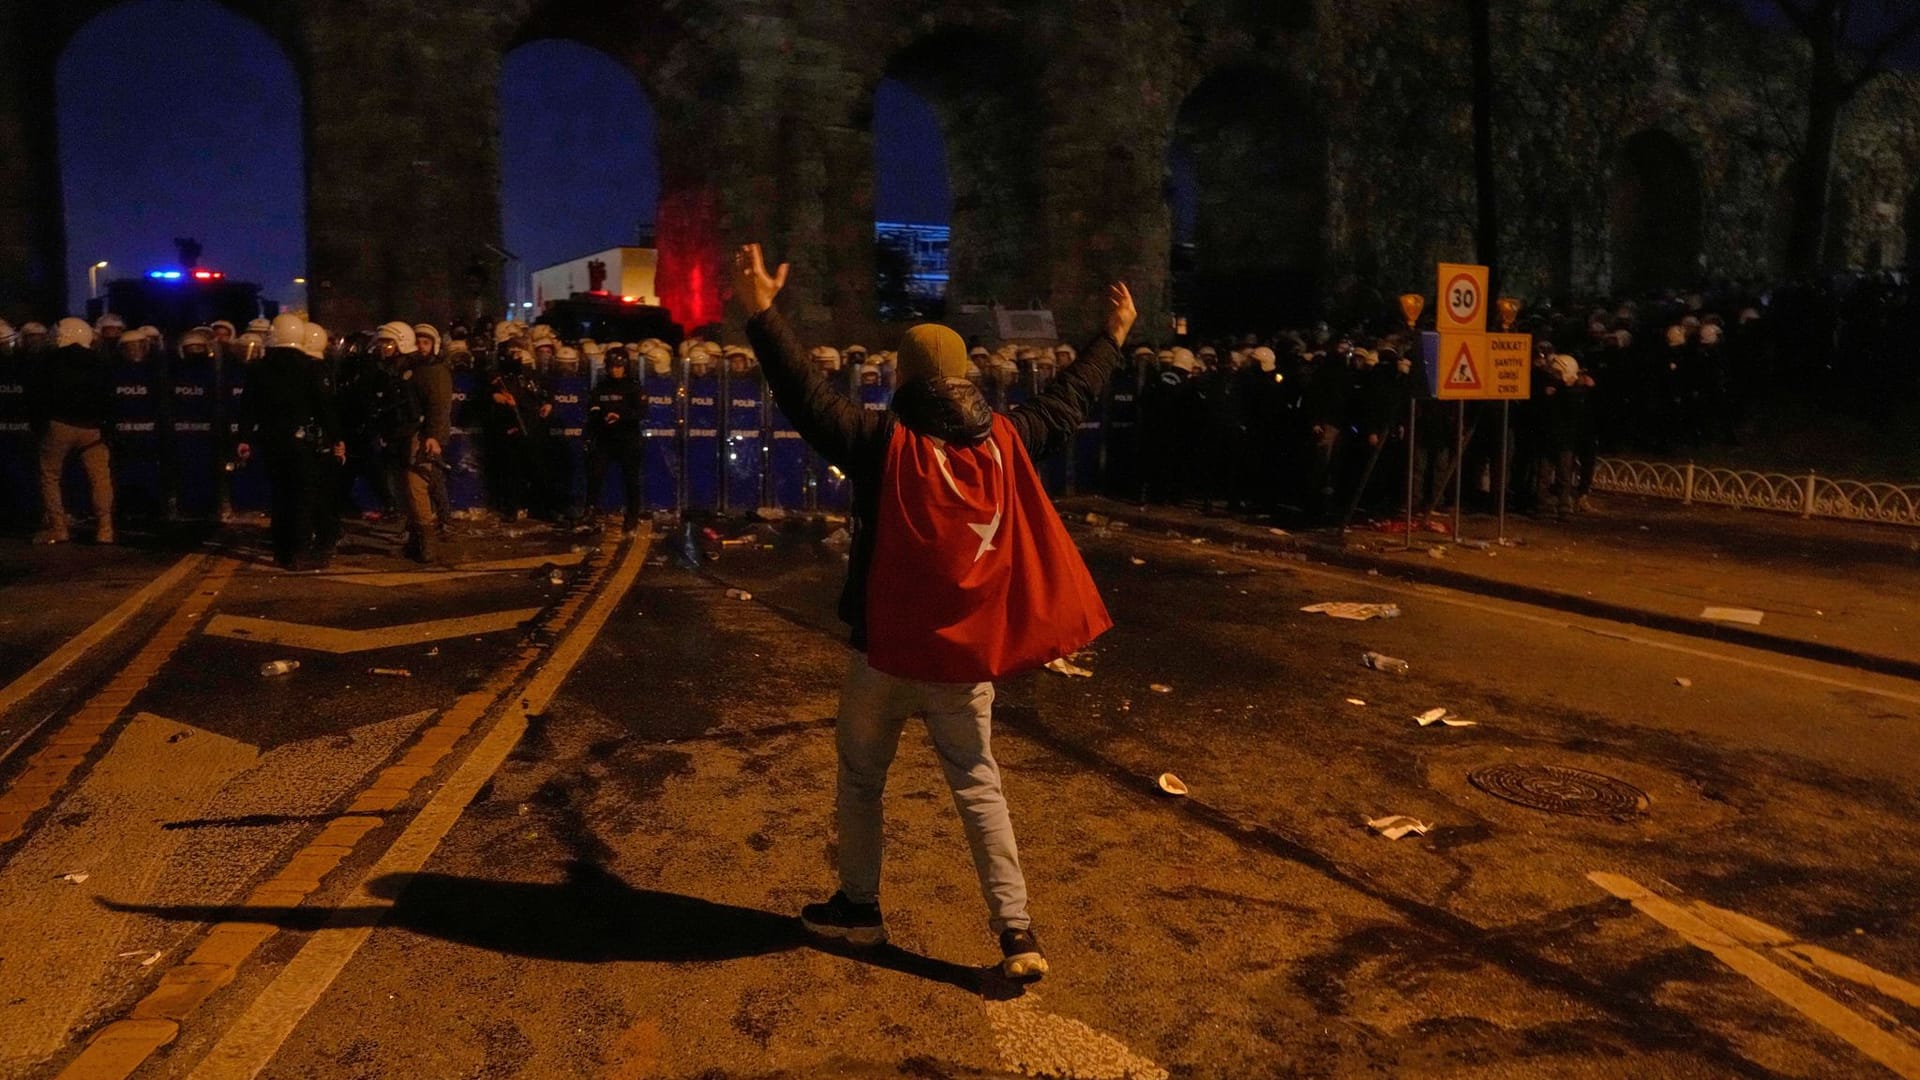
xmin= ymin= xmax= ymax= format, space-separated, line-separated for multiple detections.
xmin=896 ymin=323 xmax=971 ymax=382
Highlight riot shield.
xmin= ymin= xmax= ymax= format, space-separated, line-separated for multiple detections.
xmin=684 ymin=364 xmax=722 ymax=512
xmin=641 ymin=369 xmax=681 ymax=512
xmin=109 ymin=358 xmax=166 ymax=518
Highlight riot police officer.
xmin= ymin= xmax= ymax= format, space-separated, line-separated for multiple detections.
xmin=360 ymin=322 xmax=435 ymax=561
xmin=410 ymin=323 xmax=454 ymax=539
xmin=584 ymin=344 xmax=644 ymax=534
xmin=236 ymin=314 xmax=344 ymax=569
xmin=485 ymin=343 xmax=553 ymax=521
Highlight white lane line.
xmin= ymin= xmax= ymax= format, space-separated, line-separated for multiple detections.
xmin=1187 ymin=541 xmax=1920 ymax=708
xmin=0 ymin=553 xmax=206 ymax=734
xmin=183 ymin=528 xmax=651 ymax=1080
xmin=1682 ymin=898 xmax=1920 ymax=1012
xmin=1589 ymin=872 xmax=1920 ymax=1078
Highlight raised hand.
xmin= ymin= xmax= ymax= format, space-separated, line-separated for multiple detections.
xmin=1105 ymin=283 xmax=1137 ymax=347
xmin=732 ymin=243 xmax=790 ymax=316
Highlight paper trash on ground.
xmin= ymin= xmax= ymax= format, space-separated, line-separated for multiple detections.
xmin=1301 ymin=602 xmax=1402 ymax=621
xmin=1044 ymin=657 xmax=1094 ymax=678
xmin=1366 ymin=815 xmax=1432 ymax=840
xmin=1415 ymin=707 xmax=1476 ymax=727
xmin=1701 ymin=607 xmax=1765 ymax=626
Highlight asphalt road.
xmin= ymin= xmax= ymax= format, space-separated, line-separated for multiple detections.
xmin=4 ymin=514 xmax=1920 ymax=1079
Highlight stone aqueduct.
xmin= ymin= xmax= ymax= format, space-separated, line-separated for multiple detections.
xmin=1 ymin=0 xmax=1916 ymax=341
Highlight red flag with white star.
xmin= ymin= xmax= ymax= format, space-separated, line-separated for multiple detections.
xmin=865 ymin=415 xmax=1112 ymax=683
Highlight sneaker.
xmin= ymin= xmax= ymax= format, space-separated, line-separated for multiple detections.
xmin=34 ymin=528 xmax=70 ymax=545
xmin=999 ymin=927 xmax=1048 ymax=981
xmin=800 ymin=892 xmax=886 ymax=947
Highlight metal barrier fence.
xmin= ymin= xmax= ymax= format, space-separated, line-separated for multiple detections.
xmin=0 ymin=356 xmax=1144 ymax=527
xmin=1589 ymin=458 xmax=1920 ymax=527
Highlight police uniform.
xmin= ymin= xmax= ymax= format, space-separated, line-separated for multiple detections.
xmin=584 ymin=354 xmax=645 ymax=531
xmin=240 ymin=342 xmax=341 ymax=568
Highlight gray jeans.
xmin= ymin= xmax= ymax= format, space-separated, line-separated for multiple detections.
xmin=835 ymin=655 xmax=1030 ymax=932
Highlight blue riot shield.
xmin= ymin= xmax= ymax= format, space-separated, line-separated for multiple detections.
xmin=722 ymin=371 xmax=768 ymax=514
xmin=169 ymin=354 xmax=220 ymax=517
xmin=1103 ymin=374 xmax=1141 ymax=499
xmin=684 ymin=371 xmax=722 ymax=512
xmin=0 ymin=358 xmax=33 ymax=528
xmin=446 ymin=372 xmax=485 ymax=510
xmin=767 ymin=396 xmax=809 ymax=511
xmin=109 ymin=359 xmax=166 ymax=518
xmin=641 ymin=371 xmax=681 ymax=511
xmin=806 ymin=373 xmax=853 ymax=513
xmin=222 ymin=359 xmax=269 ymax=513
xmin=549 ymin=374 xmax=588 ymax=510
xmin=1072 ymin=409 xmax=1104 ymax=496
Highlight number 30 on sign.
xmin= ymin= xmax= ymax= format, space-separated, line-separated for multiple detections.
xmin=1436 ymin=263 xmax=1489 ymax=333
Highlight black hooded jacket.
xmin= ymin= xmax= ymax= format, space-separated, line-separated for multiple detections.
xmin=31 ymin=345 xmax=115 ymax=430
xmin=746 ymin=307 xmax=1118 ymax=650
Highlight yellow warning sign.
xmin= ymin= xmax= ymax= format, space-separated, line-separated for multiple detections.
xmin=1435 ymin=333 xmax=1488 ymax=400
xmin=1431 ymin=332 xmax=1531 ymax=400
xmin=1486 ymin=333 xmax=1533 ymax=399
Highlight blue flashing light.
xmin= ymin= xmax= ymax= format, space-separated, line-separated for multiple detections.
xmin=148 ymin=270 xmax=184 ymax=280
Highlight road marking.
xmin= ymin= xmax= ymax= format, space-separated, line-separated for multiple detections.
xmin=0 ymin=553 xmax=206 ymax=730
xmin=313 ymin=551 xmax=585 ymax=589
xmin=1681 ymin=896 xmax=1920 ymax=1011
xmin=171 ymin=526 xmax=651 ymax=1080
xmin=56 ymin=530 xmax=643 ymax=1080
xmin=1589 ymin=872 xmax=1920 ymax=1079
xmin=0 ymin=712 xmax=257 ymax=1072
xmin=0 ymin=559 xmax=238 ymax=848
xmin=202 ymin=608 xmax=542 ymax=654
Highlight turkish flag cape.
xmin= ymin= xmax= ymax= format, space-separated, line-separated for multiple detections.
xmin=865 ymin=415 xmax=1112 ymax=683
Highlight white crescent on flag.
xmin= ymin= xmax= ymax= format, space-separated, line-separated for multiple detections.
xmin=932 ymin=440 xmax=1005 ymax=563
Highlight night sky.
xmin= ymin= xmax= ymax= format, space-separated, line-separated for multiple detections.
xmin=52 ymin=0 xmax=1919 ymax=316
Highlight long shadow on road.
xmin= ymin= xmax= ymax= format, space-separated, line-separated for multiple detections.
xmin=102 ymin=858 xmax=1022 ymax=999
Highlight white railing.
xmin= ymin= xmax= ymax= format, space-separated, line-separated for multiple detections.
xmin=1590 ymin=459 xmax=1920 ymax=527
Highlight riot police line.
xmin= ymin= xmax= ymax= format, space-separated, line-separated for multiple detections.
xmin=0 ymin=318 xmax=1144 ymax=551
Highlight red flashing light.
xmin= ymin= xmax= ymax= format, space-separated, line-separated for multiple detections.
xmin=588 ymin=289 xmax=609 ymax=296
xmin=191 ymin=270 xmax=224 ymax=280
xmin=621 ymin=295 xmax=639 ymax=304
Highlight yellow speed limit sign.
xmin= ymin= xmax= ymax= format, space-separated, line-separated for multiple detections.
xmin=1436 ymin=263 xmax=1489 ymax=333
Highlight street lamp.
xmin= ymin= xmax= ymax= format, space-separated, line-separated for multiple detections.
xmin=89 ymin=261 xmax=108 ymax=299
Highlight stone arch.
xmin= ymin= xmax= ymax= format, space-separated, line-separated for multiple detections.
xmin=1171 ymin=62 xmax=1326 ymax=336
xmin=870 ymin=77 xmax=951 ymax=321
xmin=0 ymin=0 xmax=303 ymax=319
xmin=497 ymin=38 xmax=662 ymax=317
xmin=55 ymin=0 xmax=306 ymax=312
xmin=874 ymin=27 xmax=1049 ymax=311
xmin=1608 ymin=129 xmax=1703 ymax=292
xmin=503 ymin=1 xmax=741 ymax=332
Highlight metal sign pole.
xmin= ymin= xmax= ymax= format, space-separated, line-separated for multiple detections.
xmin=1404 ymin=397 xmax=1418 ymax=551
xmin=1497 ymin=399 xmax=1511 ymax=543
xmin=1452 ymin=401 xmax=1465 ymax=542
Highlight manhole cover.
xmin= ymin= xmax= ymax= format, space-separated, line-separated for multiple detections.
xmin=1467 ymin=764 xmax=1649 ymax=818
